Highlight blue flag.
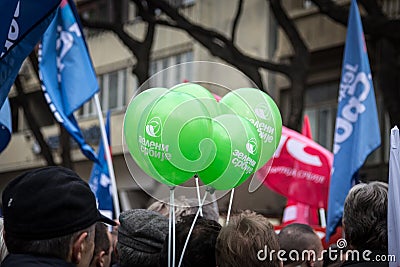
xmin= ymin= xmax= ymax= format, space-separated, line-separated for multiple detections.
xmin=0 ymin=0 xmax=60 ymax=108
xmin=0 ymin=99 xmax=12 ymax=153
xmin=39 ymin=0 xmax=99 ymax=162
xmin=89 ymin=111 xmax=113 ymax=219
xmin=326 ymin=0 xmax=381 ymax=240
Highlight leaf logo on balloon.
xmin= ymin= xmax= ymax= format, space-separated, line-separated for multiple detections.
xmin=246 ymin=138 xmax=257 ymax=155
xmin=145 ymin=117 xmax=162 ymax=137
xmin=254 ymin=103 xmax=271 ymax=120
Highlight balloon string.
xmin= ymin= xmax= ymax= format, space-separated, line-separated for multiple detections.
xmin=168 ymin=187 xmax=176 ymax=267
xmin=226 ymin=188 xmax=235 ymax=226
xmin=168 ymin=188 xmax=172 ymax=267
xmin=172 ymin=188 xmax=176 ymax=267
xmin=210 ymin=190 xmax=220 ymax=219
xmin=194 ymin=175 xmax=203 ymax=217
xmin=177 ymin=190 xmax=209 ymax=267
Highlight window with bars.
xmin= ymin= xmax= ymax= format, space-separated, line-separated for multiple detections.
xmin=304 ymin=83 xmax=383 ymax=167
xmin=149 ymin=51 xmax=194 ymax=88
xmin=280 ymin=81 xmax=385 ymax=166
xmin=78 ymin=68 xmax=127 ymax=117
xmin=303 ymin=83 xmax=338 ymax=150
xmin=303 ymin=83 xmax=390 ymax=173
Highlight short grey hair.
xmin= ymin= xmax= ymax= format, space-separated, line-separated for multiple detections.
xmin=343 ymin=181 xmax=388 ymax=251
xmin=147 ymin=196 xmax=219 ymax=222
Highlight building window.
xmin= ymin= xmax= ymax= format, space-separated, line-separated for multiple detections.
xmin=301 ymin=82 xmax=384 ymax=167
xmin=79 ymin=68 xmax=127 ymax=117
xmin=149 ymin=51 xmax=194 ymax=88
xmin=303 ymin=83 xmax=338 ymax=150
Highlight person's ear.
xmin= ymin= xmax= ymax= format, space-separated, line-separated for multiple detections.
xmin=97 ymin=251 xmax=106 ymax=267
xmin=71 ymin=232 xmax=88 ymax=264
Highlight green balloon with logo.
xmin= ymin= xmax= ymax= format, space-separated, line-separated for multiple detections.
xmin=124 ymin=88 xmax=172 ymax=185
xmin=198 ymin=114 xmax=261 ymax=190
xmin=138 ymin=90 xmax=215 ymax=186
xmin=219 ymin=88 xmax=282 ymax=170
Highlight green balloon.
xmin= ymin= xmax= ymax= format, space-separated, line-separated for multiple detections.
xmin=170 ymin=82 xmax=220 ymax=117
xmin=219 ymin=88 xmax=282 ymax=170
xmin=198 ymin=114 xmax=261 ymax=190
xmin=140 ymin=90 xmax=215 ymax=186
xmin=171 ymin=82 xmax=214 ymax=99
xmin=124 ymin=88 xmax=171 ymax=185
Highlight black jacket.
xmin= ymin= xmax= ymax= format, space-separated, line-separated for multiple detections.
xmin=341 ymin=250 xmax=389 ymax=267
xmin=342 ymin=261 xmax=388 ymax=267
xmin=1 ymin=254 xmax=75 ymax=267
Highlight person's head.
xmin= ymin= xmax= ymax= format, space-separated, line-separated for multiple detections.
xmin=89 ymin=223 xmax=112 ymax=267
xmin=278 ymin=223 xmax=324 ymax=267
xmin=322 ymin=244 xmax=345 ymax=267
xmin=2 ymin=166 xmax=116 ymax=267
xmin=117 ymin=209 xmax=169 ymax=267
xmin=216 ymin=210 xmax=281 ymax=267
xmin=159 ymin=214 xmax=221 ymax=267
xmin=148 ymin=196 xmax=220 ymax=222
xmin=343 ymin=181 xmax=388 ymax=251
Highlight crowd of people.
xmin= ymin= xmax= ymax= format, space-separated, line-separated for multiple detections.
xmin=0 ymin=166 xmax=390 ymax=266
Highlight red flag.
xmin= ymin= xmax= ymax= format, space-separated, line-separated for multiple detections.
xmin=282 ymin=199 xmax=316 ymax=225
xmin=301 ymin=114 xmax=313 ymax=139
xmin=258 ymin=126 xmax=333 ymax=209
xmin=282 ymin=116 xmax=319 ymax=225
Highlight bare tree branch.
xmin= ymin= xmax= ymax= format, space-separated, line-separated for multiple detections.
xmin=269 ymin=0 xmax=309 ymax=69
xmin=81 ymin=0 xmax=155 ymax=85
xmin=231 ymin=0 xmax=244 ymax=42
xmin=80 ymin=18 xmax=143 ymax=52
xmin=311 ymin=0 xmax=400 ymax=40
xmin=132 ymin=0 xmax=156 ymax=84
xmin=359 ymin=0 xmax=384 ymax=17
xmin=269 ymin=0 xmax=310 ymax=130
xmin=142 ymin=0 xmax=303 ymax=90
xmin=311 ymin=0 xmax=349 ymax=25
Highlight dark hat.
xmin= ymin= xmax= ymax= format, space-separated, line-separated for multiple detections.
xmin=2 ymin=166 xmax=116 ymax=240
xmin=117 ymin=209 xmax=168 ymax=265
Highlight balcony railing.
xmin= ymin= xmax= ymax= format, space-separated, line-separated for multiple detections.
xmin=380 ymin=0 xmax=400 ymax=18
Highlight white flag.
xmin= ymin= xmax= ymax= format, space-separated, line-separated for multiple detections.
xmin=388 ymin=126 xmax=400 ymax=267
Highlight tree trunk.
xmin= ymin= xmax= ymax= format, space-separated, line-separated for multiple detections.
xmin=14 ymin=76 xmax=56 ymax=166
xmin=287 ymin=72 xmax=307 ymax=131
xmin=60 ymin=125 xmax=73 ymax=169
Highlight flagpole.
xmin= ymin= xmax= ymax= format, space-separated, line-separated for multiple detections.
xmin=94 ymin=93 xmax=121 ymax=218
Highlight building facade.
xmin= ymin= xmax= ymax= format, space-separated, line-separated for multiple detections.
xmin=0 ymin=0 xmax=394 ymax=220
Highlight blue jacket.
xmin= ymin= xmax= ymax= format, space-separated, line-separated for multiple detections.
xmin=1 ymin=254 xmax=75 ymax=267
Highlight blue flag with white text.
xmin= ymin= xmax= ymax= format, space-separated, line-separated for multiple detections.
xmin=89 ymin=111 xmax=113 ymax=219
xmin=326 ymin=0 xmax=381 ymax=240
xmin=0 ymin=99 xmax=12 ymax=153
xmin=0 ymin=0 xmax=60 ymax=108
xmin=39 ymin=0 xmax=99 ymax=162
